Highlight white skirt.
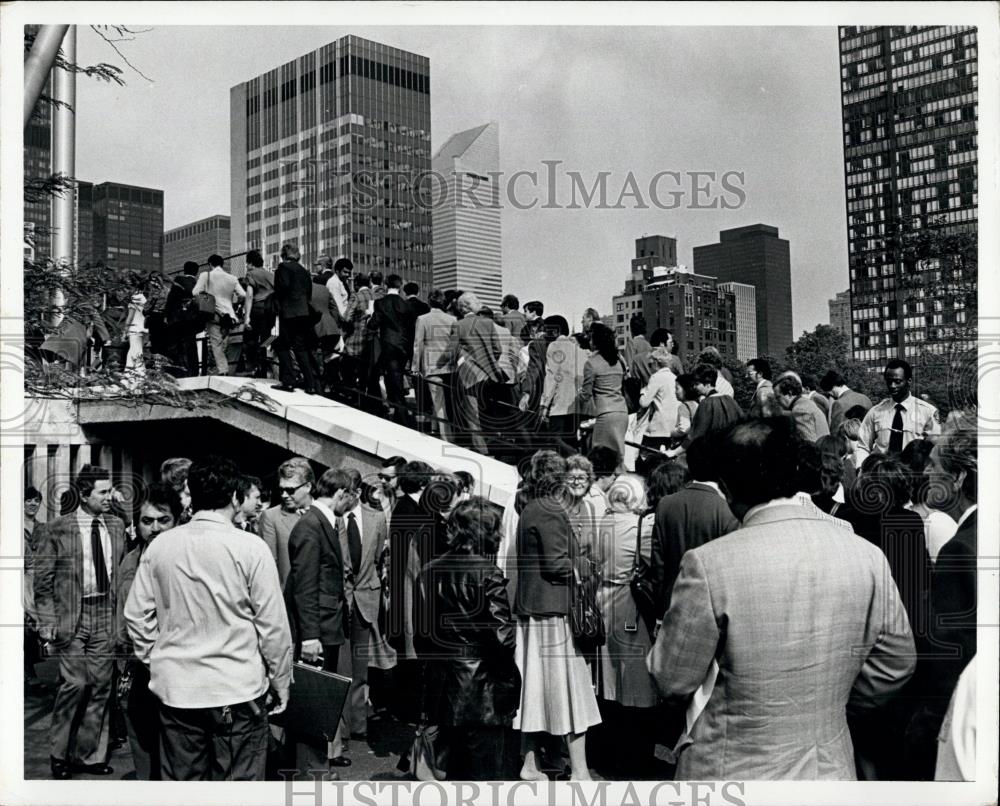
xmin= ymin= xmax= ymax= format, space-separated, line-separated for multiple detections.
xmin=512 ymin=616 xmax=602 ymax=736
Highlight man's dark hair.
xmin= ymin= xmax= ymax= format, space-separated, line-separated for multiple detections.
xmin=207 ymin=254 xmax=224 ymax=268
xmin=900 ymin=438 xmax=934 ymax=503
xmin=819 ymin=370 xmax=844 ymax=392
xmin=74 ymin=464 xmax=111 ymax=499
xmin=382 ymin=455 xmax=407 ymax=471
xmin=188 ymin=456 xmax=241 ymax=512
xmin=523 ymin=300 xmax=544 ymax=317
xmin=747 ymin=358 xmax=772 ymax=380
xmin=844 ymin=404 xmax=868 ymax=421
xmin=775 ymin=376 xmax=803 ymax=397
xmin=797 ymin=441 xmax=823 ymax=494
xmin=587 ymin=446 xmax=619 ymax=478
xmin=369 ymin=271 xmax=384 ymax=286
xmin=590 ymin=322 xmax=619 ymax=365
xmin=428 ymin=289 xmax=447 ymax=310
xmin=354 ymin=272 xmax=370 ymax=289
xmin=717 ymin=418 xmax=801 ymax=510
xmin=235 ymin=474 xmax=262 ymax=505
xmin=479 ymin=307 xmax=495 ymax=320
xmin=629 ymin=314 xmax=647 ymax=337
xmin=25 ymin=485 xmax=42 ymax=502
xmin=685 ymin=437 xmax=717 ymax=483
xmin=649 ymin=327 xmax=672 ymax=348
xmin=502 ymin=294 xmax=520 ymax=311
xmin=183 ymin=261 xmax=200 ymax=276
xmin=399 ymin=461 xmax=434 ymax=495
xmin=454 ymin=470 xmax=475 ymax=493
xmin=403 ymin=281 xmax=419 ymax=296
xmin=543 ymin=314 xmax=570 ymax=338
xmin=314 ymin=468 xmax=353 ymax=499
xmin=385 ymin=273 xmax=403 ymax=289
xmin=447 ymin=496 xmax=501 ymax=555
xmin=884 ymin=358 xmax=913 ymax=380
xmin=800 ymin=374 xmax=819 ymax=392
xmin=334 ymin=257 xmax=354 ymax=273
xmin=692 ymin=363 xmax=718 ymax=386
xmin=142 ymin=481 xmax=183 ymax=521
xmin=246 ymin=250 xmax=264 ymax=269
xmin=856 ymin=454 xmax=912 ymax=511
xmin=675 ymin=373 xmax=699 ymax=402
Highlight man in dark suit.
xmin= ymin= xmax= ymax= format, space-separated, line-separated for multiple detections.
xmin=371 ymin=274 xmax=417 ymax=426
xmin=905 ymin=417 xmax=977 ymax=778
xmin=284 ymin=468 xmax=355 ymax=773
xmin=442 ymin=292 xmax=504 ymax=454
xmin=649 ymin=436 xmax=740 ymax=618
xmin=273 ymin=243 xmax=319 ymax=394
xmin=664 ymin=363 xmax=744 ymax=459
xmin=33 ymin=464 xmax=126 ymax=779
xmin=163 ymin=261 xmax=201 ymax=376
xmin=498 ymin=294 xmax=528 ymax=343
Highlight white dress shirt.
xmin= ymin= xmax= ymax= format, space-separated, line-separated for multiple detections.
xmin=857 ymin=393 xmax=940 ymax=461
xmin=326 ymin=274 xmax=349 ymax=318
xmin=76 ymin=509 xmax=113 ymax=597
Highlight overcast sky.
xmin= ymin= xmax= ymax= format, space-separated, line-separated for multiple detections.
xmin=76 ymin=25 xmax=848 ymax=335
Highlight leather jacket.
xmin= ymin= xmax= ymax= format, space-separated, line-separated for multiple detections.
xmin=415 ymin=548 xmax=521 ymax=726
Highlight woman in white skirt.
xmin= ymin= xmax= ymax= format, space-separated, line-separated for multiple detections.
xmin=513 ymin=451 xmax=601 ymax=781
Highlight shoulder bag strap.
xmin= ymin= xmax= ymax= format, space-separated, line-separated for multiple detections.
xmin=632 ymin=513 xmax=645 ymax=574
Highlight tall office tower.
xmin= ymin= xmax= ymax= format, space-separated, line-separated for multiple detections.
xmin=693 ymin=224 xmax=793 ymax=359
xmin=76 ymin=180 xmax=95 ymax=267
xmin=839 ymin=26 xmax=978 ymax=365
xmin=718 ymin=281 xmax=758 ymax=361
xmin=641 ymin=267 xmax=738 ymax=361
xmin=24 ymin=26 xmax=52 ymax=261
xmin=91 ymin=182 xmax=164 ymax=274
xmin=432 ymin=122 xmax=501 ymax=307
xmin=611 ymin=235 xmax=678 ymax=347
xmin=163 ymin=215 xmax=232 ymax=274
xmin=231 ymin=35 xmax=432 ymax=290
xmin=828 ymin=289 xmax=852 ymax=337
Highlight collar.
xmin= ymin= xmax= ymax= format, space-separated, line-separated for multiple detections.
xmin=407 ymin=491 xmax=422 ymax=505
xmin=743 ymin=496 xmax=804 ymax=523
xmin=956 ymin=504 xmax=977 ymax=528
xmin=387 ymin=288 xmax=400 ymax=296
xmin=77 ymin=508 xmax=107 ymax=526
xmin=833 ymin=386 xmax=847 ymax=399
xmin=688 ymin=480 xmax=725 ymax=500
xmin=889 ymin=393 xmax=913 ymax=410
xmin=756 ymin=378 xmax=770 ymax=390
xmin=190 ymin=510 xmax=235 ymax=526
xmin=312 ymin=500 xmax=339 ymax=530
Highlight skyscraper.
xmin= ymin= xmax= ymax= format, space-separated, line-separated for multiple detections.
xmin=718 ymin=281 xmax=758 ymax=361
xmin=230 ymin=35 xmax=432 ymax=289
xmin=611 ymin=235 xmax=677 ymax=347
xmin=76 ymin=180 xmax=94 ymax=267
xmin=692 ymin=224 xmax=793 ymax=359
xmin=838 ymin=26 xmax=978 ymax=365
xmin=641 ymin=267 xmax=738 ymax=361
xmin=90 ymin=182 xmax=164 ymax=274
xmin=24 ymin=25 xmax=52 ymax=260
xmin=164 ymin=215 xmax=232 ymax=274
xmin=828 ymin=289 xmax=851 ymax=337
xmin=432 ymin=122 xmax=501 ymax=307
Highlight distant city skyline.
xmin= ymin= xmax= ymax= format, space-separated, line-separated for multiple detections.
xmin=75 ymin=25 xmax=854 ymax=335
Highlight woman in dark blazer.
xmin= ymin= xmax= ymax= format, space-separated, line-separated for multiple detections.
xmin=415 ymin=497 xmax=520 ymax=780
xmin=512 ymin=451 xmax=601 ymax=781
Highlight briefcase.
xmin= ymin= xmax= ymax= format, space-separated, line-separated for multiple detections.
xmin=271 ymin=662 xmax=351 ymax=743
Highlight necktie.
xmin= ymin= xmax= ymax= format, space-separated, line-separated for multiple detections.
xmin=888 ymin=403 xmax=905 ymax=453
xmin=91 ymin=518 xmax=110 ymax=594
xmin=347 ymin=513 xmax=362 ymax=576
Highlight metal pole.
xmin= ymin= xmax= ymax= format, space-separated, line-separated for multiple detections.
xmin=23 ymin=24 xmax=69 ymax=129
xmin=51 ymin=25 xmax=77 ymax=267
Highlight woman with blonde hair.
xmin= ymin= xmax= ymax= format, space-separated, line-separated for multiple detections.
xmin=590 ymin=473 xmax=659 ymax=777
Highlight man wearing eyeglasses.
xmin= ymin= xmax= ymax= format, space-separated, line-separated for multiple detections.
xmin=375 ymin=456 xmax=406 ymax=526
xmin=258 ymin=458 xmax=314 ymax=591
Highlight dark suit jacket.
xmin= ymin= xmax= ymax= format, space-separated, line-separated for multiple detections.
xmin=445 ymin=313 xmax=504 ymax=389
xmin=273 ymin=261 xmax=313 ymax=320
xmin=386 ymin=495 xmax=432 ymax=649
xmin=684 ymin=391 xmax=744 ymax=447
xmin=285 ymin=505 xmax=346 ymax=647
xmin=408 ymin=296 xmax=431 ymax=320
xmin=310 ymin=280 xmax=340 ymax=338
xmin=649 ymin=482 xmax=740 ymax=614
xmin=164 ymin=274 xmax=196 ymax=324
xmin=373 ymin=293 xmax=417 ymax=359
xmin=33 ymin=511 xmax=126 ymax=646
xmin=522 ymin=333 xmax=549 ymax=408
xmin=513 ymin=498 xmax=577 ymax=618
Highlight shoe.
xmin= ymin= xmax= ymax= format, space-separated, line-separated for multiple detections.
xmin=303 ymin=387 xmax=317 ymax=395
xmin=50 ymin=757 xmax=72 ymax=780
xmin=70 ymin=761 xmax=114 ymax=776
xmin=328 ymin=756 xmax=352 ymax=768
xmin=109 ymin=736 xmax=127 ymax=751
xmin=273 ymin=384 xmax=297 ymax=393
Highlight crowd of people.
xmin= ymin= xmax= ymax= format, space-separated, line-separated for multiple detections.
xmin=23 ymin=340 xmax=979 ymax=781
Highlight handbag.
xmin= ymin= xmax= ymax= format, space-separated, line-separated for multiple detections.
xmin=568 ymin=535 xmax=605 ymax=653
xmin=629 ymin=513 xmax=658 ymax=635
xmin=196 ymin=271 xmax=216 ymax=320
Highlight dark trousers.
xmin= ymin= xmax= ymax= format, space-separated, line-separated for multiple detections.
xmin=243 ymin=308 xmax=276 ymax=377
xmin=337 ymin=353 xmax=363 ymax=405
xmin=381 ymin=345 xmax=413 ymax=427
xmin=277 ymin=316 xmax=319 ymax=391
xmin=159 ymin=694 xmax=269 ymax=781
xmin=165 ymin=322 xmax=200 ymax=377
xmin=442 ymin=725 xmax=509 ymax=781
xmin=546 ymin=413 xmax=580 ymax=455
xmin=121 ymin=661 xmax=161 ymax=780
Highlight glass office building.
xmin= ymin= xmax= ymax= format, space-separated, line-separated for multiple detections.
xmin=91 ymin=182 xmax=164 ymax=274
xmin=231 ymin=35 xmax=432 ymax=290
xmin=163 ymin=215 xmax=232 ymax=275
xmin=839 ymin=26 xmax=978 ymax=365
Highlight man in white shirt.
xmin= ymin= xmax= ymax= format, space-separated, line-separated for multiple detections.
xmin=191 ymin=254 xmax=248 ymax=375
xmin=325 ymin=256 xmax=352 ymax=321
xmin=857 ymin=358 xmax=940 ymax=462
xmin=125 ymin=457 xmax=292 ymax=781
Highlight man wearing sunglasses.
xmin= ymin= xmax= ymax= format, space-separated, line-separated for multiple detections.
xmin=258 ymin=457 xmax=314 ymax=591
